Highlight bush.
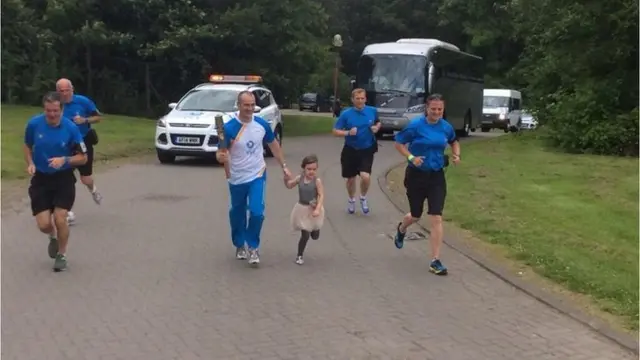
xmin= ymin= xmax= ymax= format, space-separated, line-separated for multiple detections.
xmin=542 ymin=82 xmax=639 ymax=156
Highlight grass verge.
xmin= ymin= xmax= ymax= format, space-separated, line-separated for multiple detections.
xmin=389 ymin=132 xmax=639 ymax=331
xmin=283 ymin=114 xmax=334 ymax=136
xmin=1 ymin=107 xmax=335 ymax=180
xmin=1 ymin=104 xmax=156 ymax=180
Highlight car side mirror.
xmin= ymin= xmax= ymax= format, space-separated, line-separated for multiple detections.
xmin=168 ymin=102 xmax=177 ymax=110
xmin=350 ymin=79 xmax=356 ymax=89
xmin=254 ymin=106 xmax=262 ymax=113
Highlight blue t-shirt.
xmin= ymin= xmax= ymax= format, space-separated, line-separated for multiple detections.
xmin=333 ymin=105 xmax=379 ymax=150
xmin=62 ymin=94 xmax=100 ymax=137
xmin=24 ymin=114 xmax=87 ymax=174
xmin=394 ymin=116 xmax=457 ymax=171
xmin=223 ymin=115 xmax=275 ymax=185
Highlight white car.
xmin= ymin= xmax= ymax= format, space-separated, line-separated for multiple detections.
xmin=155 ymin=75 xmax=284 ymax=164
xmin=519 ymin=111 xmax=538 ymax=130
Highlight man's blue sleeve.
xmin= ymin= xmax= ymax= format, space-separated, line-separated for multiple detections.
xmin=81 ymin=95 xmax=101 ymax=116
xmin=24 ymin=118 xmax=35 ymax=147
xmin=446 ymin=122 xmax=457 ymax=144
xmin=68 ymin=120 xmax=88 ymax=154
xmin=256 ymin=117 xmax=275 ymax=143
xmin=334 ymin=111 xmax=348 ymax=130
xmin=223 ymin=119 xmax=241 ymax=148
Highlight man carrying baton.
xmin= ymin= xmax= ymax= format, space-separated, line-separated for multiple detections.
xmin=216 ymin=91 xmax=291 ymax=266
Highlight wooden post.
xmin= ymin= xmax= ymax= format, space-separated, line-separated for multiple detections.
xmin=85 ymin=21 xmax=93 ymax=95
xmin=145 ymin=63 xmax=151 ymax=115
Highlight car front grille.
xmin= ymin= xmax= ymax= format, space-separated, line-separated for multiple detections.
xmin=169 ymin=123 xmax=210 ymax=128
xmin=482 ymin=114 xmax=500 ymax=122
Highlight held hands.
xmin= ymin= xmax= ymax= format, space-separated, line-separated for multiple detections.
xmin=48 ymin=157 xmax=67 ymax=169
xmin=282 ymin=165 xmax=292 ymax=179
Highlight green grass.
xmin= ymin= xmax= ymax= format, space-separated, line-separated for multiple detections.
xmin=283 ymin=115 xmax=334 ymax=136
xmin=1 ymin=106 xmax=335 ymax=180
xmin=441 ymin=132 xmax=639 ymax=330
xmin=1 ymin=104 xmax=156 ymax=180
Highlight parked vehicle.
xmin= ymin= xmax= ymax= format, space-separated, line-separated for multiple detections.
xmin=353 ymin=38 xmax=484 ymax=138
xmin=155 ymin=74 xmax=284 ymax=164
xmin=298 ymin=92 xmax=333 ymax=112
xmin=520 ymin=110 xmax=538 ymax=130
xmin=481 ymin=89 xmax=522 ymax=133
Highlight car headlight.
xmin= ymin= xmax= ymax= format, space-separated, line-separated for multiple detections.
xmin=157 ymin=118 xmax=166 ymax=127
xmin=406 ymin=104 xmax=425 ymax=113
xmin=499 ymin=113 xmax=507 ymax=120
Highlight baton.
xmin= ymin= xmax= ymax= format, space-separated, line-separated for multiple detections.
xmin=215 ymin=115 xmax=231 ymax=179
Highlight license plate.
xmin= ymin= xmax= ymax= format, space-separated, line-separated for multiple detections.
xmin=175 ymin=136 xmax=200 ymax=144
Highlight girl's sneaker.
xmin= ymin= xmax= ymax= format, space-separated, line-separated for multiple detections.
xmin=295 ymin=256 xmax=304 ymax=265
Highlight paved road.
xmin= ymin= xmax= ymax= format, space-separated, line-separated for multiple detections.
xmin=2 ymin=133 xmax=634 ymax=360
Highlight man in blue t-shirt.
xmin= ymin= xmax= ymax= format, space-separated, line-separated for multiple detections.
xmin=216 ymin=91 xmax=291 ymax=266
xmin=392 ymin=93 xmax=461 ymax=276
xmin=332 ymin=88 xmax=381 ymax=214
xmin=24 ymin=92 xmax=88 ymax=272
xmin=56 ymin=78 xmax=103 ymax=225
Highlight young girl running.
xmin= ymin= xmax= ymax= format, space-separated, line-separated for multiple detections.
xmin=284 ymin=154 xmax=325 ymax=265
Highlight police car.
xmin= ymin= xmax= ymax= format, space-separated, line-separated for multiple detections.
xmin=155 ymin=74 xmax=284 ymax=164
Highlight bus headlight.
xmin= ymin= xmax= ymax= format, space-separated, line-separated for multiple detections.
xmin=406 ymin=104 xmax=425 ymax=113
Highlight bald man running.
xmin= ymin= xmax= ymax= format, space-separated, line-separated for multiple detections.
xmin=56 ymin=79 xmax=103 ymax=224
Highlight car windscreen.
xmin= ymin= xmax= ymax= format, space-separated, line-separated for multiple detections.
xmin=301 ymin=93 xmax=317 ymax=101
xmin=483 ymin=96 xmax=510 ymax=108
xmin=177 ymin=89 xmax=238 ymax=112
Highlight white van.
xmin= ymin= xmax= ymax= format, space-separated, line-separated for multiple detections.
xmin=480 ymin=89 xmax=522 ymax=132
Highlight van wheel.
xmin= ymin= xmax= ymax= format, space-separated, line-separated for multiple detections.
xmin=509 ymin=119 xmax=522 ymax=133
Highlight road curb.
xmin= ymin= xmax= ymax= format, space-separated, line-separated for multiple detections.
xmin=377 ymin=161 xmax=639 ymax=355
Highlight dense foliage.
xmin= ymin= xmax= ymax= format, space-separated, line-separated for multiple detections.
xmin=2 ymin=0 xmax=638 ymax=155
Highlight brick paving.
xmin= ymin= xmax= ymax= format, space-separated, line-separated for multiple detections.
xmin=2 ymin=135 xmax=635 ymax=360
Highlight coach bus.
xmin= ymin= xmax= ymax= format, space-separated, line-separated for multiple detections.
xmin=353 ymin=38 xmax=484 ymax=138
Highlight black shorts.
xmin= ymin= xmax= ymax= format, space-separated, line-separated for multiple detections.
xmin=404 ymin=165 xmax=447 ymax=218
xmin=76 ymin=137 xmax=94 ymax=177
xmin=340 ymin=145 xmax=376 ymax=178
xmin=28 ymin=170 xmax=77 ymax=216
